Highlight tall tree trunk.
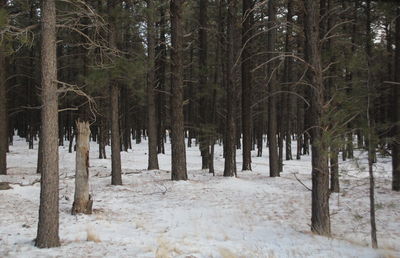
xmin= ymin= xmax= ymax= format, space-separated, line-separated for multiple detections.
xmin=146 ymin=0 xmax=160 ymax=170
xmin=36 ymin=0 xmax=60 ymax=248
xmin=365 ymin=0 xmax=377 ymax=248
xmin=223 ymin=0 xmax=238 ymax=177
xmin=393 ymin=6 xmax=400 ymax=191
xmin=170 ymin=0 xmax=187 ymax=180
xmin=267 ymin=0 xmax=279 ymax=177
xmin=304 ymin=0 xmax=331 ymax=236
xmin=284 ymin=0 xmax=294 ymax=161
xmin=109 ymin=0 xmax=122 ymax=185
xmin=241 ymin=0 xmax=254 ymax=171
xmin=327 ymin=0 xmax=339 ymax=193
xmin=71 ymin=120 xmax=92 ymax=215
xmin=156 ymin=0 xmax=167 ymax=155
xmin=198 ymin=0 xmax=210 ymax=170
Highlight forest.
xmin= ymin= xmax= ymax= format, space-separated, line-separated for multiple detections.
xmin=0 ymin=0 xmax=399 ymax=257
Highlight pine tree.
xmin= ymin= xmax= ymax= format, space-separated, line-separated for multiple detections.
xmin=36 ymin=0 xmax=60 ymax=248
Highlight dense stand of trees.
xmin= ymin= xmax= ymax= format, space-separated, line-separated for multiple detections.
xmin=0 ymin=0 xmax=399 ymax=248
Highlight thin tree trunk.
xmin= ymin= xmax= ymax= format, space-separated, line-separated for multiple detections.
xmin=198 ymin=0 xmax=210 ymax=170
xmin=36 ymin=0 xmax=60 ymax=248
xmin=365 ymin=0 xmax=377 ymax=248
xmin=109 ymin=0 xmax=122 ymax=185
xmin=170 ymin=0 xmax=187 ymax=180
xmin=146 ymin=0 xmax=159 ymax=170
xmin=267 ymin=0 xmax=279 ymax=177
xmin=241 ymin=0 xmax=254 ymax=171
xmin=71 ymin=120 xmax=93 ymax=215
xmin=156 ymin=0 xmax=167 ymax=155
xmin=393 ymin=6 xmax=400 ymax=191
xmin=284 ymin=0 xmax=294 ymax=161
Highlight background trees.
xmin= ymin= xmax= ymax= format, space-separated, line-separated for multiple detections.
xmin=0 ymin=0 xmax=398 ymax=247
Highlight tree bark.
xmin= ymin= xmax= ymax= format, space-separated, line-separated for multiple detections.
xmin=109 ymin=0 xmax=122 ymax=185
xmin=146 ymin=0 xmax=160 ymax=170
xmin=72 ymin=120 xmax=93 ymax=215
xmin=365 ymin=0 xmax=378 ymax=248
xmin=267 ymin=0 xmax=279 ymax=177
xmin=241 ymin=0 xmax=254 ymax=171
xmin=284 ymin=0 xmax=294 ymax=161
xmin=304 ymin=0 xmax=331 ymax=236
xmin=393 ymin=6 xmax=400 ymax=191
xmin=156 ymin=0 xmax=167 ymax=155
xmin=36 ymin=0 xmax=60 ymax=248
xmin=170 ymin=0 xmax=187 ymax=180
xmin=223 ymin=0 xmax=238 ymax=177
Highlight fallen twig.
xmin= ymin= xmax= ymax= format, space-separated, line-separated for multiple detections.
xmin=293 ymin=173 xmax=312 ymax=191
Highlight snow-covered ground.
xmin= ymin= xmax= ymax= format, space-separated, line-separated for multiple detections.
xmin=0 ymin=136 xmax=399 ymax=257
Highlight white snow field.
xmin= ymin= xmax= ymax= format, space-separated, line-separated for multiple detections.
xmin=0 ymin=136 xmax=399 ymax=258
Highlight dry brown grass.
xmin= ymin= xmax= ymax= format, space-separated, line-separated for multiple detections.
xmin=86 ymin=227 xmax=101 ymax=243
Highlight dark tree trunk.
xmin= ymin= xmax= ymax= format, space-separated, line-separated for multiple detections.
xmin=365 ymin=0 xmax=377 ymax=248
xmin=146 ymin=0 xmax=159 ymax=170
xmin=284 ymin=0 xmax=294 ymax=161
xmin=223 ymin=0 xmax=238 ymax=177
xmin=36 ymin=0 xmax=60 ymax=248
xmin=393 ymin=7 xmax=400 ymax=191
xmin=109 ymin=0 xmax=122 ymax=185
xmin=326 ymin=0 xmax=339 ymax=194
xmin=304 ymin=0 xmax=331 ymax=236
xmin=198 ymin=0 xmax=210 ymax=170
xmin=98 ymin=102 xmax=107 ymax=159
xmin=170 ymin=0 xmax=187 ymax=180
xmin=156 ymin=0 xmax=167 ymax=155
xmin=267 ymin=0 xmax=279 ymax=177
xmin=241 ymin=0 xmax=254 ymax=171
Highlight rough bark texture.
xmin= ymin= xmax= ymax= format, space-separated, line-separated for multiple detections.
xmin=170 ymin=0 xmax=187 ymax=180
xmin=146 ymin=0 xmax=160 ymax=170
xmin=223 ymin=0 xmax=237 ymax=177
xmin=241 ymin=0 xmax=253 ymax=171
xmin=393 ymin=7 xmax=400 ymax=191
xmin=72 ymin=120 xmax=93 ymax=215
xmin=267 ymin=0 xmax=279 ymax=177
xmin=109 ymin=0 xmax=122 ymax=185
xmin=36 ymin=0 xmax=60 ymax=248
xmin=304 ymin=0 xmax=331 ymax=236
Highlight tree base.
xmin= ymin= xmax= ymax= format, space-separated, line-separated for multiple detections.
xmin=71 ymin=195 xmax=93 ymax=215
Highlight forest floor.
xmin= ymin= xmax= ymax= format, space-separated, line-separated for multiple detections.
xmin=0 ymin=136 xmax=399 ymax=257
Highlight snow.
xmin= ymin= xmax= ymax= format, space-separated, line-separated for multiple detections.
xmin=0 ymin=136 xmax=399 ymax=257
